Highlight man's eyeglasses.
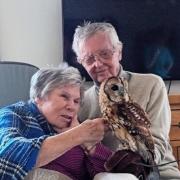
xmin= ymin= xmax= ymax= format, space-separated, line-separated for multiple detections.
xmin=78 ymin=49 xmax=116 ymax=66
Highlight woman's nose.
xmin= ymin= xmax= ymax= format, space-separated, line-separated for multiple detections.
xmin=66 ymin=100 xmax=76 ymax=111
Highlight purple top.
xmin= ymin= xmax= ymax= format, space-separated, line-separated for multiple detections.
xmin=43 ymin=143 xmax=112 ymax=180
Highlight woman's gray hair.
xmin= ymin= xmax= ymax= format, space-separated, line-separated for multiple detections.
xmin=72 ymin=22 xmax=122 ymax=57
xmin=30 ymin=64 xmax=84 ymax=102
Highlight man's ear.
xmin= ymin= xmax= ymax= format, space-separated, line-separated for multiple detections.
xmin=117 ymin=42 xmax=123 ymax=61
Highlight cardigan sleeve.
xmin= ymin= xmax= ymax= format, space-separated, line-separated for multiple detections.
xmin=0 ymin=108 xmax=48 ymax=179
xmin=145 ymin=76 xmax=171 ymax=164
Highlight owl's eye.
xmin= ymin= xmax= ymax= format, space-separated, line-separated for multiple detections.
xmin=111 ymin=84 xmax=119 ymax=91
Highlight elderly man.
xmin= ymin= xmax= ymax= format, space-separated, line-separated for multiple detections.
xmin=72 ymin=22 xmax=180 ymax=179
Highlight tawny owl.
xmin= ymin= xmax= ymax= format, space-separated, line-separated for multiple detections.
xmin=99 ymin=76 xmax=155 ymax=165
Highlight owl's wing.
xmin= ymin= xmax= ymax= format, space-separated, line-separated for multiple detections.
xmin=120 ymin=102 xmax=150 ymax=127
xmin=117 ymin=103 xmax=155 ymax=159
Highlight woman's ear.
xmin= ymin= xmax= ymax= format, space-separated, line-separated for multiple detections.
xmin=35 ymin=97 xmax=43 ymax=106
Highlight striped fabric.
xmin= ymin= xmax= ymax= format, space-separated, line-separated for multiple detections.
xmin=0 ymin=101 xmax=113 ymax=180
xmin=43 ymin=144 xmax=112 ymax=180
xmin=0 ymin=101 xmax=55 ymax=180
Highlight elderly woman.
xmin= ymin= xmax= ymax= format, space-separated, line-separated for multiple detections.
xmin=0 ymin=65 xmax=115 ymax=180
xmin=0 ymin=65 xmax=139 ymax=180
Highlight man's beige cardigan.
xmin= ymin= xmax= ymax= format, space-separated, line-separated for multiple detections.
xmin=78 ymin=70 xmax=180 ymax=180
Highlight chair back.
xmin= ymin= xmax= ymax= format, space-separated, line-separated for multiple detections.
xmin=0 ymin=61 xmax=39 ymax=108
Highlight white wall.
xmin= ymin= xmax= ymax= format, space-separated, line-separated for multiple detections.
xmin=0 ymin=0 xmax=63 ymax=68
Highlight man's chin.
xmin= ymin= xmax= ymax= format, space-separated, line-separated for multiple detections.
xmin=97 ymin=75 xmax=112 ymax=83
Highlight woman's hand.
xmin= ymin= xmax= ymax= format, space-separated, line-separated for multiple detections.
xmin=36 ymin=117 xmax=106 ymax=167
xmin=54 ymin=117 xmax=106 ymax=146
xmin=53 ymin=116 xmax=106 ymax=155
xmin=77 ymin=118 xmax=106 ymax=145
xmin=53 ymin=115 xmax=80 ymax=133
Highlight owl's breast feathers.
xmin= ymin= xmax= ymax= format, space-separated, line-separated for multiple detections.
xmin=99 ymin=76 xmax=155 ymax=162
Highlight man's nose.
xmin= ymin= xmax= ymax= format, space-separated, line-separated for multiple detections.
xmin=93 ymin=56 xmax=103 ymax=67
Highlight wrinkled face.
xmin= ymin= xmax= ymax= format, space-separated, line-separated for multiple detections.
xmin=36 ymin=84 xmax=81 ymax=131
xmin=78 ymin=32 xmax=122 ymax=83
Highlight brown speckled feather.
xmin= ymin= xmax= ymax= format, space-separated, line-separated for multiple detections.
xmin=99 ymin=76 xmax=155 ymax=163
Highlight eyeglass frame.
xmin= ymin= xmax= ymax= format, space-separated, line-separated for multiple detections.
xmin=77 ymin=48 xmax=116 ymax=66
